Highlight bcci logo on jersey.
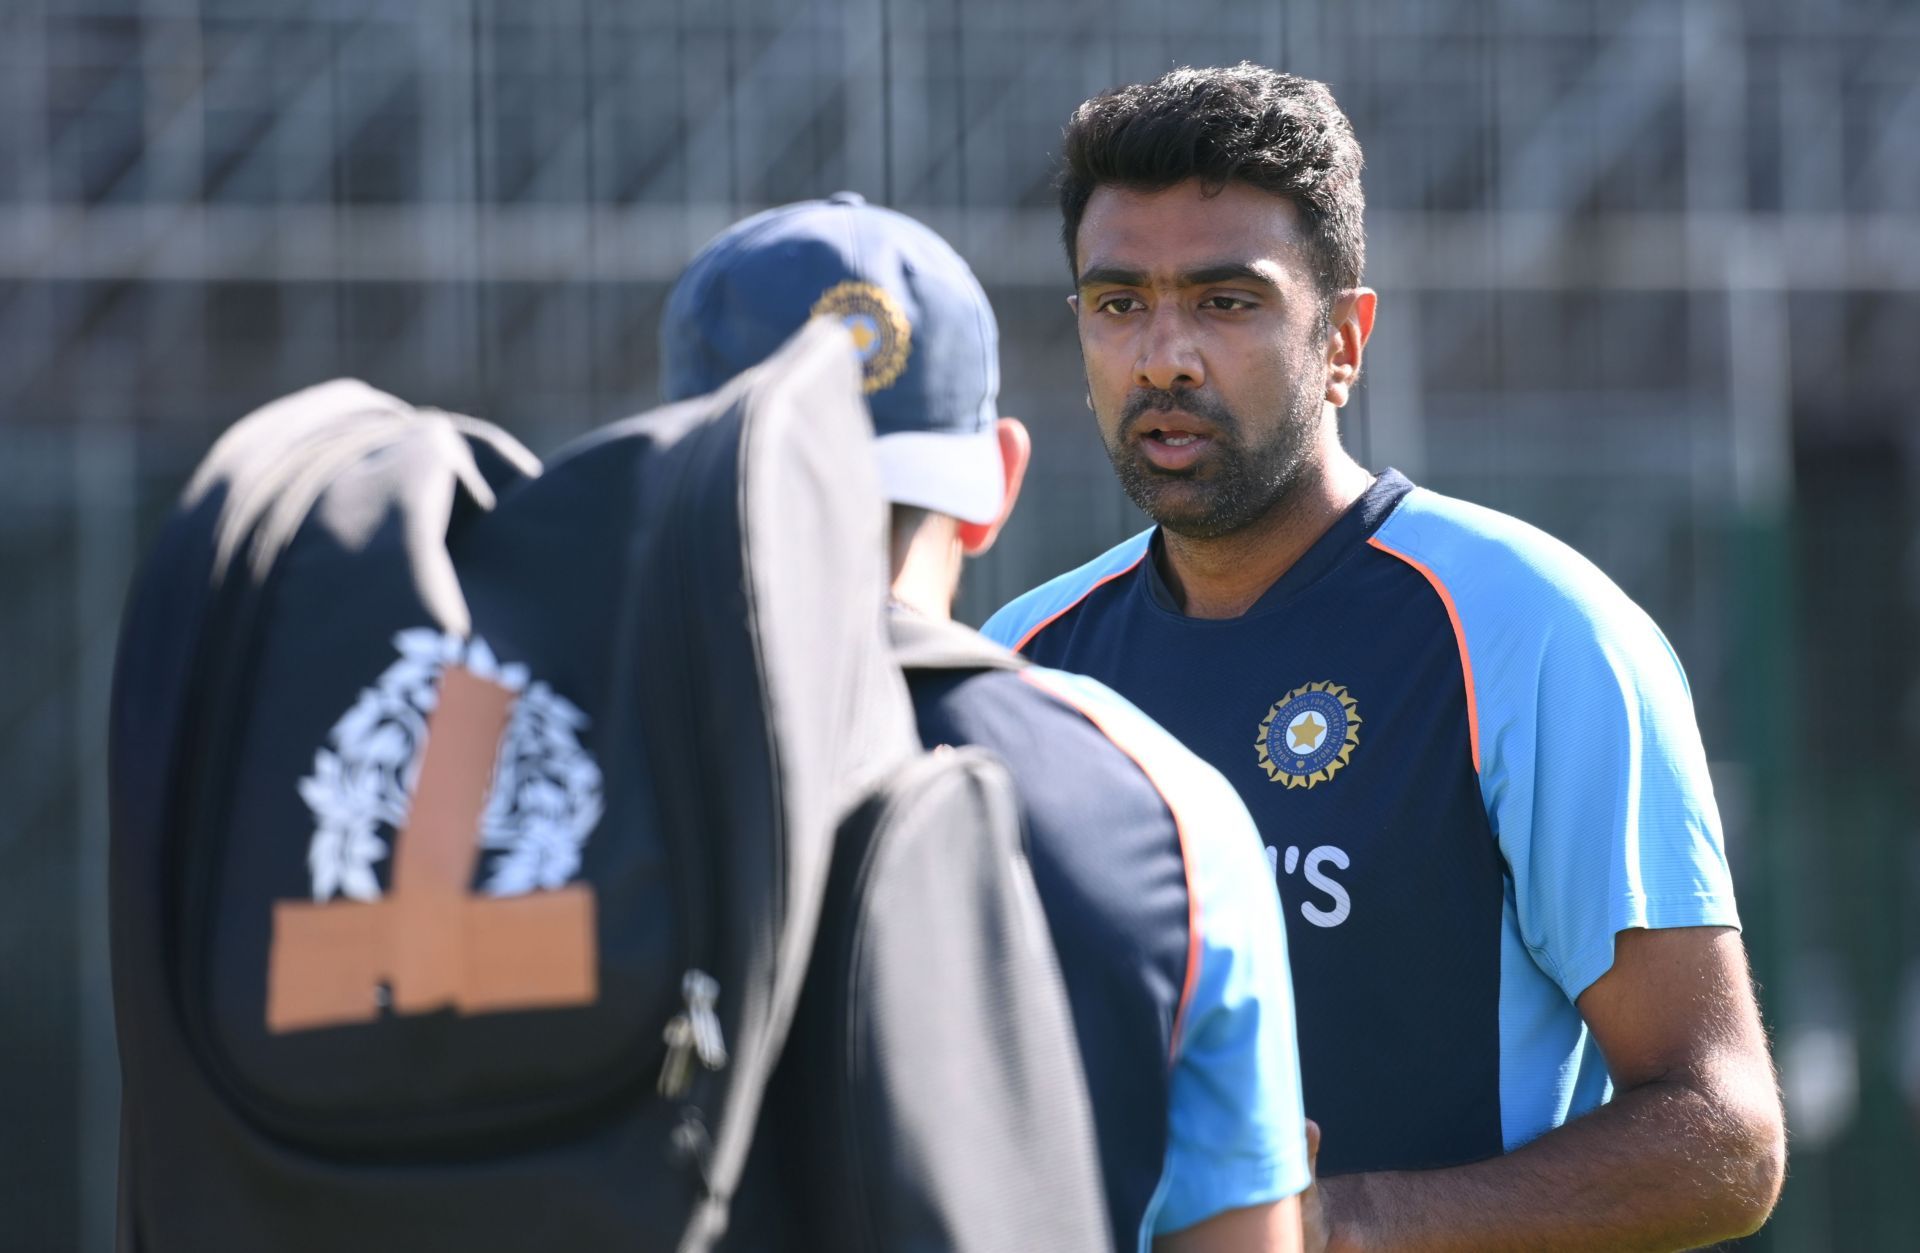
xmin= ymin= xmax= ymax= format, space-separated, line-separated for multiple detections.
xmin=1255 ymin=681 xmax=1362 ymax=788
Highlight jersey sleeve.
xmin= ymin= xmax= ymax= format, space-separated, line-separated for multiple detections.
xmin=1150 ymin=773 xmax=1312 ymax=1236
xmin=1374 ymin=491 xmax=1740 ymax=1007
xmin=1486 ymin=595 xmax=1740 ymax=1003
xmin=1020 ymin=668 xmax=1311 ymax=1240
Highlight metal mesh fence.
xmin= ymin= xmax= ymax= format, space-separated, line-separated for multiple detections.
xmin=4 ymin=1 xmax=1917 ymax=1246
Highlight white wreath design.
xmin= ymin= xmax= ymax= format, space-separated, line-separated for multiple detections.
xmin=297 ymin=629 xmax=604 ymax=903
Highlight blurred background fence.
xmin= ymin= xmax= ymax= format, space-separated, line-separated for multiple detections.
xmin=3 ymin=1 xmax=1916 ymax=1248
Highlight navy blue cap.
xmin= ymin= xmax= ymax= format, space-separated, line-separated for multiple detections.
xmin=661 ymin=192 xmax=1005 ymax=524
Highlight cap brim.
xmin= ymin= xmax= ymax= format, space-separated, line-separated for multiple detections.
xmin=874 ymin=426 xmax=1004 ymax=526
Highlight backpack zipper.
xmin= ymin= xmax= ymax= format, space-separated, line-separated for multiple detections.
xmin=658 ymin=969 xmax=728 ymax=1099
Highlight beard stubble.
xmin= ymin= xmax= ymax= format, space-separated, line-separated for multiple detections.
xmin=1101 ymin=381 xmax=1321 ymax=541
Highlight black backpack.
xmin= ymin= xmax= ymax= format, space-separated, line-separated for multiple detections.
xmin=108 ymin=320 xmax=1108 ymax=1252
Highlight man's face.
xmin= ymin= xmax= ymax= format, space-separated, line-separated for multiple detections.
xmin=1073 ymin=179 xmax=1333 ymax=539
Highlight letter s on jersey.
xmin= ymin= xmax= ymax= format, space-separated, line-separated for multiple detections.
xmin=1300 ymin=846 xmax=1351 ymax=927
xmin=1263 ymin=843 xmax=1354 ymax=928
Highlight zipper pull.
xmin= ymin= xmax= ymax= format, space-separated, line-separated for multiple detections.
xmin=658 ymin=969 xmax=728 ymax=1098
xmin=659 ymin=1016 xmax=697 ymax=1099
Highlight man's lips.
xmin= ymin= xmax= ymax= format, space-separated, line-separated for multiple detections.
xmin=1128 ymin=409 xmax=1221 ymax=471
xmin=1137 ymin=423 xmax=1215 ymax=471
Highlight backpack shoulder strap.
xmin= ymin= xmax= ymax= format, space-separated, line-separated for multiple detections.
xmin=768 ymin=745 xmax=1111 ymax=1253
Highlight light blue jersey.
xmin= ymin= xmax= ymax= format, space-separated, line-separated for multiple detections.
xmin=986 ymin=471 xmax=1740 ymax=1174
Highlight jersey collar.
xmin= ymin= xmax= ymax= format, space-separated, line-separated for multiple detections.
xmin=1139 ymin=468 xmax=1415 ymax=618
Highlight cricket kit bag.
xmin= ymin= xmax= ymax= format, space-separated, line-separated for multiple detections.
xmin=107 ymin=318 xmax=1107 ymax=1253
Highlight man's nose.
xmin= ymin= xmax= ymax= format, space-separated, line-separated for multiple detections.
xmin=1134 ymin=308 xmax=1206 ymax=392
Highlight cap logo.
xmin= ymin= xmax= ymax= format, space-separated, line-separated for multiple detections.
xmin=811 ymin=280 xmax=911 ymax=393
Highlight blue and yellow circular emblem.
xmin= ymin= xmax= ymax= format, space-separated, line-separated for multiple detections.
xmin=1255 ymin=682 xmax=1362 ymax=789
xmin=811 ymin=280 xmax=912 ymax=393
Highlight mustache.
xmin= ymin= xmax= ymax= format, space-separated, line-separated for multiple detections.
xmin=1120 ymin=387 xmax=1236 ymax=436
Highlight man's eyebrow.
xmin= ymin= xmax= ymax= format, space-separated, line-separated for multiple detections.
xmin=1075 ymin=265 xmax=1149 ymax=289
xmin=1179 ymin=262 xmax=1280 ymax=290
xmin=1075 ymin=261 xmax=1281 ymax=291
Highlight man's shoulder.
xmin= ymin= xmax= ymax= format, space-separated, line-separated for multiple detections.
xmin=1374 ymin=484 xmax=1706 ymax=807
xmin=911 ymin=659 xmax=1210 ymax=816
xmin=981 ymin=529 xmax=1153 ymax=651
xmin=911 ymin=660 xmax=1261 ymax=912
xmin=1017 ymin=667 xmax=1244 ymax=824
xmin=907 ymin=662 xmax=1156 ymax=804
xmin=1373 ymin=485 xmax=1669 ymax=660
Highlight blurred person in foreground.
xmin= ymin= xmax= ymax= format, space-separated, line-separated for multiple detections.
xmin=984 ymin=65 xmax=1785 ymax=1252
xmin=661 ymin=193 xmax=1311 ymax=1253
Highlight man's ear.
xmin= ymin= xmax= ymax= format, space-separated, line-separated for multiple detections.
xmin=1067 ymin=293 xmax=1080 ymax=315
xmin=1324 ymin=288 xmax=1378 ymax=409
xmin=957 ymin=418 xmax=1032 ymax=556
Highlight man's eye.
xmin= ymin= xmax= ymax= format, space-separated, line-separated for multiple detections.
xmin=1098 ymin=296 xmax=1141 ymax=315
xmin=1204 ymin=296 xmax=1252 ymax=311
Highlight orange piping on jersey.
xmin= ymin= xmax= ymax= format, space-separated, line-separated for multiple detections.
xmin=1018 ymin=669 xmax=1203 ymax=1065
xmin=1366 ymin=535 xmax=1481 ymax=774
xmin=1010 ymin=550 xmax=1149 ymax=654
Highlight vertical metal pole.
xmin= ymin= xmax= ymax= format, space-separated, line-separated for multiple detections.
xmin=1361 ymin=289 xmax=1426 ymax=481
xmin=2 ymin=0 xmax=53 ymax=406
xmin=1690 ymin=5 xmax=1805 ymax=1249
xmin=419 ymin=0 xmax=482 ymax=403
xmin=73 ymin=414 xmax=139 ymax=1253
xmin=838 ymin=0 xmax=886 ymax=198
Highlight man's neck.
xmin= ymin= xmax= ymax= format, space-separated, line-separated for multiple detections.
xmin=889 ymin=575 xmax=953 ymax=621
xmin=1157 ymin=451 xmax=1374 ymax=620
xmin=889 ymin=521 xmax=963 ymax=621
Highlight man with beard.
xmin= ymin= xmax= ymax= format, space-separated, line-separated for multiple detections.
xmin=985 ymin=65 xmax=1785 ymax=1252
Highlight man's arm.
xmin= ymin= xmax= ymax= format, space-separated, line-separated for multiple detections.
xmin=1158 ymin=1196 xmax=1304 ymax=1253
xmin=1314 ymin=925 xmax=1784 ymax=1252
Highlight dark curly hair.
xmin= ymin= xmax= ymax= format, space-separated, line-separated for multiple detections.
xmin=1058 ymin=63 xmax=1366 ymax=301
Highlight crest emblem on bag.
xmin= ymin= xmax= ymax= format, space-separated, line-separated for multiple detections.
xmin=267 ymin=630 xmax=604 ymax=1033
xmin=298 ymin=629 xmax=604 ymax=902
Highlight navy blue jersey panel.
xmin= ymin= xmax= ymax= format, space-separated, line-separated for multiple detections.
xmin=1017 ymin=474 xmax=1508 ymax=1176
xmin=908 ymin=667 xmax=1189 ymax=1248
